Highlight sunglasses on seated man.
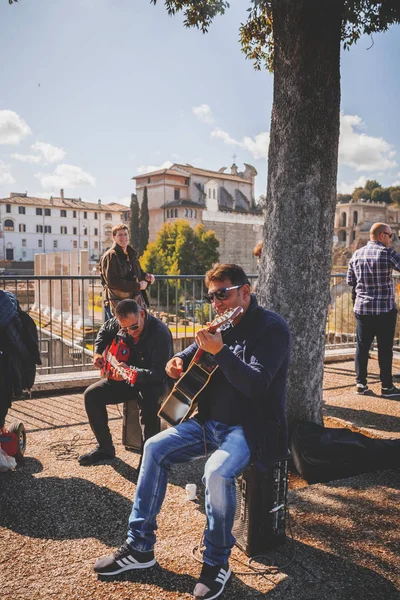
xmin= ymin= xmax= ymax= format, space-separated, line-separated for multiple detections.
xmin=119 ymin=322 xmax=140 ymax=333
xmin=204 ymin=284 xmax=245 ymax=303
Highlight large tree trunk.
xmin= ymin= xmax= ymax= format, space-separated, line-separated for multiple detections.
xmin=258 ymin=0 xmax=344 ymax=430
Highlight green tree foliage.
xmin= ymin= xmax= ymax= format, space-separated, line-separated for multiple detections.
xmin=141 ymin=219 xmax=219 ymax=304
xmin=352 ymin=187 xmax=371 ymax=201
xmin=129 ymin=193 xmax=140 ymax=249
xmin=371 ymin=187 xmax=392 ymax=203
xmin=337 ymin=193 xmax=352 ymax=203
xmin=364 ymin=179 xmax=381 ymax=192
xmin=138 ymin=186 xmax=150 ymax=256
xmin=390 ymin=188 xmax=400 ymax=205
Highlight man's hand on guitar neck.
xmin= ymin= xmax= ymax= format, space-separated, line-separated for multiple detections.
xmin=195 ymin=328 xmax=223 ymax=355
xmin=166 ymin=356 xmax=184 ymax=379
xmin=94 ymin=353 xmax=105 ymax=369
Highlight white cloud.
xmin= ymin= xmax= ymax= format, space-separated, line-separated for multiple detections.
xmin=136 ymin=160 xmax=173 ymax=175
xmin=0 ymin=110 xmax=31 ymax=145
xmin=192 ymin=104 xmax=214 ymax=124
xmin=12 ymin=141 xmax=66 ymax=164
xmin=211 ymin=128 xmax=269 ymax=160
xmin=339 ymin=114 xmax=396 ymax=171
xmin=32 ymin=141 xmax=66 ymax=163
xmin=0 ymin=161 xmax=15 ymax=185
xmin=337 ymin=175 xmax=367 ymax=195
xmin=35 ymin=164 xmax=96 ymax=189
xmin=11 ymin=153 xmax=41 ymax=164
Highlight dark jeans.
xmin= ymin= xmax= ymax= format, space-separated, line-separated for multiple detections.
xmin=355 ymin=309 xmax=397 ymax=388
xmin=84 ymin=378 xmax=168 ymax=453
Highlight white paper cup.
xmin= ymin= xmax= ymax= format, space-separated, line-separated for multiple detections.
xmin=185 ymin=483 xmax=197 ymax=501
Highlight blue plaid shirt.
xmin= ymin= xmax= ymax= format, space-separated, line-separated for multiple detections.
xmin=347 ymin=241 xmax=400 ymax=315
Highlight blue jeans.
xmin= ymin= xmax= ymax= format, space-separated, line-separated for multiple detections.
xmin=127 ymin=418 xmax=251 ymax=566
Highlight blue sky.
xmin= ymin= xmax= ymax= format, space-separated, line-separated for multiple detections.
xmin=1 ymin=0 xmax=400 ymax=205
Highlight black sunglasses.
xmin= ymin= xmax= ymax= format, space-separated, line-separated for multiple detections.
xmin=383 ymin=231 xmax=393 ymax=238
xmin=204 ymin=284 xmax=244 ymax=304
xmin=120 ymin=322 xmax=140 ymax=333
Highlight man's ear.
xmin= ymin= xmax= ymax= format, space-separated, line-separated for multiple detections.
xmin=242 ymin=283 xmax=251 ymax=298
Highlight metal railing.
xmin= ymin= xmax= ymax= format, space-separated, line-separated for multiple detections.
xmin=2 ymin=272 xmax=398 ymax=374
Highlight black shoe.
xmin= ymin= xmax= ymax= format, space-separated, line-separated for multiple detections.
xmin=193 ymin=562 xmax=231 ymax=600
xmin=356 ymin=383 xmax=369 ymax=395
xmin=78 ymin=447 xmax=115 ymax=466
xmin=381 ymin=385 xmax=400 ymax=398
xmin=94 ymin=541 xmax=156 ymax=576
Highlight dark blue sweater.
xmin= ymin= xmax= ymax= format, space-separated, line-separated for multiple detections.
xmin=176 ymin=296 xmax=291 ymax=469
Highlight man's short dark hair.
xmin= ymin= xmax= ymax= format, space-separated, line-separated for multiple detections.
xmin=205 ymin=263 xmax=250 ymax=287
xmin=115 ymin=299 xmax=142 ymax=318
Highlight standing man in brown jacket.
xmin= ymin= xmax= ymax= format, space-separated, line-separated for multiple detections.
xmin=99 ymin=224 xmax=155 ymax=318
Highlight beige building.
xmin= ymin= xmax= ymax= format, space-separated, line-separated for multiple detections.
xmin=133 ymin=162 xmax=264 ymax=273
xmin=333 ymin=198 xmax=400 ymax=264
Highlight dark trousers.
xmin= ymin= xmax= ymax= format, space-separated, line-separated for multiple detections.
xmin=84 ymin=378 xmax=168 ymax=453
xmin=355 ymin=309 xmax=397 ymax=388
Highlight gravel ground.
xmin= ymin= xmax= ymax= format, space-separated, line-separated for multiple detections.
xmin=1 ymin=359 xmax=399 ymax=599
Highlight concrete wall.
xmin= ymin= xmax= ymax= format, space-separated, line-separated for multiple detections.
xmin=204 ymin=218 xmax=263 ymax=274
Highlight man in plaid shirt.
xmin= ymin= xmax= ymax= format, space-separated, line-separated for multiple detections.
xmin=347 ymin=222 xmax=400 ymax=397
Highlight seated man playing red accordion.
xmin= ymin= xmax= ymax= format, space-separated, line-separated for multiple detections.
xmin=79 ymin=299 xmax=173 ymax=466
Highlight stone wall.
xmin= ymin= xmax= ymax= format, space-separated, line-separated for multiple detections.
xmin=204 ymin=219 xmax=262 ymax=274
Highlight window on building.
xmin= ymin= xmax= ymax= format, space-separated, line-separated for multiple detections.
xmin=44 ymin=225 xmax=51 ymax=233
xmin=184 ymin=209 xmax=188 ymax=217
xmin=94 ymin=228 xmax=98 ymax=235
xmin=185 ymin=178 xmax=189 ymax=185
xmin=94 ymin=212 xmax=98 ymax=220
xmin=22 ymin=239 xmax=27 ymax=247
xmin=72 ymin=210 xmax=76 ymax=218
xmin=174 ymin=209 xmax=178 ymax=217
xmin=61 ymin=226 xmax=67 ymax=234
xmin=45 ymin=208 xmax=51 ymax=216
xmin=83 ymin=227 xmax=88 ymax=236
xmin=105 ymin=212 xmax=112 ymax=220
xmin=208 ymin=189 xmax=211 ymax=198
xmin=6 ymin=204 xmax=11 ymax=213
xmin=36 ymin=225 xmax=43 ymax=233
xmin=212 ymin=189 xmax=216 ymax=199
xmin=84 ymin=211 xmax=87 ymax=219
xmin=19 ymin=206 xmax=26 ymax=214
xmin=53 ymin=240 xmax=58 ymax=248
xmin=174 ymin=189 xmax=180 ymax=201
xmin=84 ymin=241 xmax=88 ymax=248
xmin=36 ymin=207 xmax=43 ymax=216
xmin=61 ymin=209 xmax=67 ymax=217
xmin=38 ymin=239 xmax=43 ymax=248
xmin=73 ymin=240 xmax=78 ymax=249
xmin=94 ymin=241 xmax=99 ymax=249
xmin=22 ymin=251 xmax=26 ymax=258
xmin=148 ymin=177 xmax=151 ymax=184
xmin=73 ymin=227 xmax=77 ymax=235
xmin=194 ymin=210 xmax=197 ymax=218
xmin=4 ymin=219 xmax=14 ymax=231
xmin=104 ymin=225 xmax=112 ymax=237
xmin=19 ymin=223 xmax=26 ymax=232
xmin=189 ymin=209 xmax=193 ymax=218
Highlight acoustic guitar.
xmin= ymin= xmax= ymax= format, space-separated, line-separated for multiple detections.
xmin=101 ymin=337 xmax=138 ymax=386
xmin=158 ymin=306 xmax=244 ymax=426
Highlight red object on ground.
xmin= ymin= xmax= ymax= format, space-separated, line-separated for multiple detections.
xmin=0 ymin=426 xmax=18 ymax=457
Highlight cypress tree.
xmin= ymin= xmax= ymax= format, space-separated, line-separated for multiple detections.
xmin=138 ymin=186 xmax=149 ymax=256
xmin=130 ymin=193 xmax=140 ymax=249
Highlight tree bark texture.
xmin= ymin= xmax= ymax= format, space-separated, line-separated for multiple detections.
xmin=258 ymin=0 xmax=344 ymax=430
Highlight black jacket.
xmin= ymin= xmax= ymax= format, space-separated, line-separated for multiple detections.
xmin=95 ymin=313 xmax=173 ymax=387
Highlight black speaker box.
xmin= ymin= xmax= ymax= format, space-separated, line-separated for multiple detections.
xmin=233 ymin=458 xmax=288 ymax=557
xmin=122 ymin=399 xmax=143 ymax=451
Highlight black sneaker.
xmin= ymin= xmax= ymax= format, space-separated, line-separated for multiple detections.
xmin=94 ymin=541 xmax=156 ymax=575
xmin=193 ymin=562 xmax=231 ymax=600
xmin=381 ymin=385 xmax=400 ymax=398
xmin=78 ymin=447 xmax=115 ymax=466
xmin=356 ymin=383 xmax=369 ymax=395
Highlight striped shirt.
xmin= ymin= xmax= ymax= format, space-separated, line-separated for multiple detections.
xmin=347 ymin=241 xmax=400 ymax=315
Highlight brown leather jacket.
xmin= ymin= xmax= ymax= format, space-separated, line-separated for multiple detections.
xmin=99 ymin=243 xmax=149 ymax=309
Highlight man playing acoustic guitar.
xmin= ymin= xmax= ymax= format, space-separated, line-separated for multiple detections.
xmin=93 ymin=264 xmax=290 ymax=600
xmin=78 ymin=299 xmax=173 ymax=466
